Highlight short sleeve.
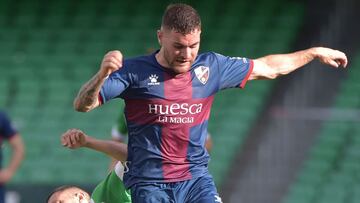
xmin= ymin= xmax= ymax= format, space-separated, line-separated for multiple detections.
xmin=0 ymin=112 xmax=17 ymax=139
xmin=214 ymin=53 xmax=254 ymax=90
xmin=99 ymin=67 xmax=132 ymax=104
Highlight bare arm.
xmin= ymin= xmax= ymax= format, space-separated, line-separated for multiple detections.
xmin=109 ymin=138 xmax=123 ymax=171
xmin=249 ymin=47 xmax=348 ymax=80
xmin=0 ymin=135 xmax=25 ymax=183
xmin=61 ymin=129 xmax=128 ymax=162
xmin=73 ymin=73 xmax=106 ymax=112
xmin=85 ymin=136 xmax=128 ymax=163
xmin=74 ymin=51 xmax=123 ymax=112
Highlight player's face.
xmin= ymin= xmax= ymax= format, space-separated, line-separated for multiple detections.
xmin=157 ymin=28 xmax=201 ymax=74
xmin=48 ymin=187 xmax=90 ymax=203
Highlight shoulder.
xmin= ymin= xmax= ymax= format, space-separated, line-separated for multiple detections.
xmin=120 ymin=54 xmax=159 ymax=74
xmin=124 ymin=54 xmax=154 ymax=66
xmin=196 ymin=52 xmax=219 ymax=60
xmin=195 ymin=52 xmax=237 ymax=64
xmin=193 ymin=52 xmax=221 ymax=67
xmin=0 ymin=111 xmax=6 ymax=117
xmin=0 ymin=111 xmax=8 ymax=122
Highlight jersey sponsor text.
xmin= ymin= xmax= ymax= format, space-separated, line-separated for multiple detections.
xmin=148 ymin=103 xmax=202 ymax=124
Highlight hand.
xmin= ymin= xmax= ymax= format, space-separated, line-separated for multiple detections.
xmin=314 ymin=47 xmax=348 ymax=68
xmin=99 ymin=50 xmax=123 ymax=78
xmin=0 ymin=168 xmax=14 ymax=184
xmin=61 ymin=129 xmax=88 ymax=149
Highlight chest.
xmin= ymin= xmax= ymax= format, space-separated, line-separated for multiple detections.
xmin=127 ymin=69 xmax=217 ymax=100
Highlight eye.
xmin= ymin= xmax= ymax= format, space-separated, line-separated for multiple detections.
xmin=190 ymin=43 xmax=199 ymax=49
xmin=174 ymin=45 xmax=183 ymax=49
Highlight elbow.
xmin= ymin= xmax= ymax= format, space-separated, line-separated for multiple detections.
xmin=261 ymin=72 xmax=278 ymax=80
xmin=271 ymin=70 xmax=291 ymax=79
xmin=73 ymin=99 xmax=90 ymax=112
xmin=73 ymin=99 xmax=83 ymax=112
xmin=74 ymin=106 xmax=91 ymax=113
xmin=12 ymin=135 xmax=25 ymax=161
xmin=268 ymin=68 xmax=287 ymax=79
xmin=267 ymin=73 xmax=278 ymax=80
xmin=18 ymin=145 xmax=25 ymax=161
xmin=75 ymin=107 xmax=90 ymax=113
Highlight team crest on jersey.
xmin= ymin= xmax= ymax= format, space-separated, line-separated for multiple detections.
xmin=194 ymin=66 xmax=209 ymax=84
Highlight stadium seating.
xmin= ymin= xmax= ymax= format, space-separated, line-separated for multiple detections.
xmin=282 ymin=53 xmax=360 ymax=203
xmin=0 ymin=0 xmax=304 ymax=187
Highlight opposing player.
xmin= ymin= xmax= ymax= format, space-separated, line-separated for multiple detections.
xmin=109 ymin=109 xmax=128 ymax=170
xmin=73 ymin=3 xmax=348 ymax=203
xmin=61 ymin=129 xmax=131 ymax=203
xmin=47 ymin=185 xmax=90 ymax=203
xmin=0 ymin=111 xmax=24 ymax=203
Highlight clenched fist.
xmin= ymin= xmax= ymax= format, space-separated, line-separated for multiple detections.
xmin=61 ymin=129 xmax=88 ymax=149
xmin=99 ymin=50 xmax=123 ymax=78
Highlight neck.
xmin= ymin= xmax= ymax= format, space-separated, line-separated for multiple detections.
xmin=155 ymin=49 xmax=170 ymax=68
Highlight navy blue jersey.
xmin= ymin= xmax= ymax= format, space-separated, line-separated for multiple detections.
xmin=0 ymin=111 xmax=17 ymax=169
xmin=0 ymin=112 xmax=17 ymax=143
xmin=99 ymin=51 xmax=253 ymax=188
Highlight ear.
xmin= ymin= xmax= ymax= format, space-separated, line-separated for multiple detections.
xmin=157 ymin=29 xmax=162 ymax=46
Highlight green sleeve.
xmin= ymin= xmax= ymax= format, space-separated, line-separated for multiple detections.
xmin=117 ymin=113 xmax=128 ymax=135
xmin=91 ymin=171 xmax=132 ymax=203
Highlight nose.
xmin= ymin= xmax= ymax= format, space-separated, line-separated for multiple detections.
xmin=181 ymin=47 xmax=191 ymax=59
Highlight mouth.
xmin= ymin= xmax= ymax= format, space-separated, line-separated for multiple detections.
xmin=176 ymin=59 xmax=190 ymax=64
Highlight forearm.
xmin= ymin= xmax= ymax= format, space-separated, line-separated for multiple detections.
xmin=74 ymin=72 xmax=107 ymax=112
xmin=109 ymin=158 xmax=118 ymax=172
xmin=85 ymin=136 xmax=127 ymax=162
xmin=256 ymin=48 xmax=317 ymax=78
xmin=7 ymin=135 xmax=24 ymax=174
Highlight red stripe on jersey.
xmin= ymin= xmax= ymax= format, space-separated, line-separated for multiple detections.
xmin=161 ymin=72 xmax=192 ymax=180
xmin=240 ymin=59 xmax=254 ymax=88
xmin=98 ymin=94 xmax=104 ymax=105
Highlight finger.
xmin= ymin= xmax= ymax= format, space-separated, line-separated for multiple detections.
xmin=70 ymin=132 xmax=78 ymax=146
xmin=103 ymin=58 xmax=120 ymax=67
xmin=78 ymin=131 xmax=85 ymax=142
xmin=328 ymin=60 xmax=339 ymax=68
xmin=111 ymin=56 xmax=123 ymax=68
xmin=106 ymin=50 xmax=122 ymax=60
xmin=61 ymin=135 xmax=68 ymax=146
xmin=340 ymin=57 xmax=348 ymax=68
xmin=65 ymin=131 xmax=74 ymax=147
xmin=63 ymin=134 xmax=72 ymax=147
xmin=105 ymin=51 xmax=118 ymax=57
xmin=110 ymin=50 xmax=122 ymax=58
xmin=61 ymin=130 xmax=73 ymax=146
xmin=107 ymin=51 xmax=123 ymax=66
xmin=335 ymin=59 xmax=346 ymax=68
xmin=104 ymin=61 xmax=121 ymax=70
xmin=334 ymin=51 xmax=348 ymax=67
xmin=76 ymin=130 xmax=84 ymax=142
xmin=75 ymin=132 xmax=80 ymax=142
xmin=60 ymin=131 xmax=68 ymax=141
xmin=106 ymin=57 xmax=122 ymax=68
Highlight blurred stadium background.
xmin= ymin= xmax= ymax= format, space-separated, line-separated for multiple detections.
xmin=0 ymin=0 xmax=359 ymax=202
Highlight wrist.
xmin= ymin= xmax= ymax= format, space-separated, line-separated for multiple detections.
xmin=83 ymin=135 xmax=92 ymax=148
xmin=309 ymin=47 xmax=324 ymax=58
xmin=96 ymin=72 xmax=108 ymax=81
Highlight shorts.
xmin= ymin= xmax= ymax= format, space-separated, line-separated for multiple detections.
xmin=130 ymin=174 xmax=222 ymax=203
